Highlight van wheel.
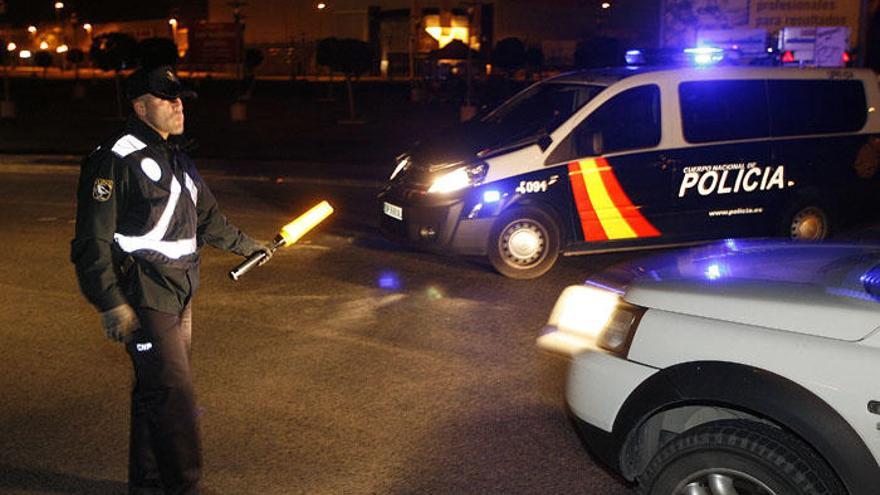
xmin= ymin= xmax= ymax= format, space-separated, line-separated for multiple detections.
xmin=785 ymin=204 xmax=830 ymax=240
xmin=637 ymin=420 xmax=844 ymax=495
xmin=488 ymin=206 xmax=560 ymax=279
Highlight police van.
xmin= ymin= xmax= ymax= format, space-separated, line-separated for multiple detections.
xmin=378 ymin=66 xmax=880 ymax=278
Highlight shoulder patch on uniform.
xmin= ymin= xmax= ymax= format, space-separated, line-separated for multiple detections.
xmin=111 ymin=134 xmax=147 ymax=158
xmin=92 ymin=178 xmax=113 ymax=201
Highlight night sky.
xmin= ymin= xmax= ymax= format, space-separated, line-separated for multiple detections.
xmin=0 ymin=0 xmax=205 ymax=25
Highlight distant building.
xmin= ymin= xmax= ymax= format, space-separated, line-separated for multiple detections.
xmin=206 ymin=0 xmax=660 ymax=76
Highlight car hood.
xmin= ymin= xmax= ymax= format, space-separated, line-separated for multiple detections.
xmin=406 ymin=120 xmax=540 ymax=170
xmin=589 ymin=240 xmax=880 ymax=341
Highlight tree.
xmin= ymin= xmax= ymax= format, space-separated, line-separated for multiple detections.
xmin=1 ymin=40 xmax=10 ymax=108
xmin=315 ymin=37 xmax=340 ymax=100
xmin=90 ymin=32 xmax=138 ymax=72
xmin=240 ymin=48 xmax=263 ymax=99
xmin=34 ymin=51 xmax=52 ymax=79
xmin=574 ymin=36 xmax=624 ymax=69
xmin=336 ymin=38 xmax=373 ymax=122
xmin=244 ymin=47 xmax=264 ymax=72
xmin=66 ymin=48 xmax=86 ymax=99
xmin=138 ymin=37 xmax=178 ymax=69
xmin=525 ymin=45 xmax=545 ymax=80
xmin=492 ymin=37 xmax=526 ymax=77
xmin=90 ymin=32 xmax=138 ymax=118
xmin=316 ymin=37 xmax=341 ymax=73
xmin=317 ymin=37 xmax=373 ymax=122
xmin=66 ymin=48 xmax=85 ymax=81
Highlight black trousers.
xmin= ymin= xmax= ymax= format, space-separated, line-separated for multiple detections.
xmin=125 ymin=305 xmax=201 ymax=495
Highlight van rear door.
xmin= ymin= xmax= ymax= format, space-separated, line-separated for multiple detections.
xmin=767 ymin=78 xmax=875 ymax=227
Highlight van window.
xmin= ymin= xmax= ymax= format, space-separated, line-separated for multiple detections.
xmin=481 ymin=82 xmax=604 ymax=142
xmin=679 ymin=80 xmax=769 ymax=143
xmin=572 ymin=85 xmax=661 ymax=156
xmin=768 ymin=80 xmax=867 ymax=136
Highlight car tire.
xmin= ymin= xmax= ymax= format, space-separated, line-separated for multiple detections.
xmin=782 ymin=202 xmax=830 ymax=240
xmin=637 ymin=419 xmax=844 ymax=495
xmin=488 ymin=206 xmax=560 ymax=279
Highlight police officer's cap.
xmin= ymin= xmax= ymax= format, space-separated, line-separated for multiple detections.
xmin=126 ymin=65 xmax=196 ymax=101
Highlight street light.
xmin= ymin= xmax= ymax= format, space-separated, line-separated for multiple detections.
xmin=56 ymin=44 xmax=68 ymax=53
xmin=82 ymin=23 xmax=92 ymax=32
xmin=168 ymin=18 xmax=179 ymax=43
xmin=6 ymin=42 xmax=16 ymax=52
xmin=317 ymin=2 xmax=326 ymax=9
xmin=28 ymin=26 xmax=37 ymax=34
xmin=54 ymin=1 xmax=65 ymax=45
xmin=39 ymin=41 xmax=49 ymax=50
xmin=601 ymin=2 xmax=611 ymax=8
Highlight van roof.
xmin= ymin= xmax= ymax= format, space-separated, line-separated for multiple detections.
xmin=547 ymin=66 xmax=664 ymax=85
xmin=547 ymin=66 xmax=878 ymax=86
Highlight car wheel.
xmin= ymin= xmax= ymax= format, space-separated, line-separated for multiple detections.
xmin=784 ymin=204 xmax=830 ymax=240
xmin=488 ymin=206 xmax=560 ymax=279
xmin=637 ymin=420 xmax=844 ymax=495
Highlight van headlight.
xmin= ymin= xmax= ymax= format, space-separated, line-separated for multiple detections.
xmin=537 ymin=285 xmax=645 ymax=357
xmin=389 ymin=155 xmax=410 ymax=181
xmin=427 ymin=163 xmax=488 ymax=194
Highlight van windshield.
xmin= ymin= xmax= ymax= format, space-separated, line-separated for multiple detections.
xmin=481 ymin=82 xmax=605 ymax=142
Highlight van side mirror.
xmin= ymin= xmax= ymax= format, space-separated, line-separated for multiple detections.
xmin=591 ymin=132 xmax=604 ymax=156
xmin=538 ymin=134 xmax=553 ymax=152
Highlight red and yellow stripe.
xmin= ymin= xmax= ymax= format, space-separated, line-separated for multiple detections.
xmin=568 ymin=158 xmax=660 ymax=242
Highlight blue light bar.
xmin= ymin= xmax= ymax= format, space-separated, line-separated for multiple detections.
xmin=684 ymin=46 xmax=724 ymax=65
xmin=625 ymin=49 xmax=644 ymax=65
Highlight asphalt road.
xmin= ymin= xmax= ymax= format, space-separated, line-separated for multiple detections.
xmin=0 ymin=162 xmax=635 ymax=494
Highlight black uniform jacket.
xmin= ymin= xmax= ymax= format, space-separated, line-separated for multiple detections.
xmin=71 ymin=116 xmax=259 ymax=314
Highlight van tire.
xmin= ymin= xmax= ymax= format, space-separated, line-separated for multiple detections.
xmin=488 ymin=206 xmax=560 ymax=279
xmin=782 ymin=203 xmax=830 ymax=241
xmin=637 ymin=419 xmax=844 ymax=495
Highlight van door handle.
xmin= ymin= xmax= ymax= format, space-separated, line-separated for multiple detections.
xmin=657 ymin=156 xmax=680 ymax=171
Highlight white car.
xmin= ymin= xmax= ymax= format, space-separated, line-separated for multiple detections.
xmin=538 ymin=240 xmax=880 ymax=494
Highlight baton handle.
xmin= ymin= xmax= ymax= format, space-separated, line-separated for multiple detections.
xmin=229 ymin=235 xmax=285 ymax=281
xmin=229 ymin=251 xmax=267 ymax=281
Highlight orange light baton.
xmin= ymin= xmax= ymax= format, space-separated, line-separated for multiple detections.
xmin=229 ymin=201 xmax=334 ymax=281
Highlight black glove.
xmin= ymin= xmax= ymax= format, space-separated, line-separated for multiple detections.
xmin=100 ymin=304 xmax=139 ymax=343
xmin=252 ymin=240 xmax=274 ymax=266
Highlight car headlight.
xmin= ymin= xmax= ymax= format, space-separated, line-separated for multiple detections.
xmin=427 ymin=163 xmax=488 ymax=194
xmin=389 ymin=155 xmax=410 ymax=181
xmin=537 ymin=285 xmax=645 ymax=357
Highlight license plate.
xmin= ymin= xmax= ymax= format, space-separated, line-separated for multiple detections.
xmin=383 ymin=202 xmax=403 ymax=221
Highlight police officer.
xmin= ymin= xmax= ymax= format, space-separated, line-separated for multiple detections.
xmin=71 ymin=66 xmax=271 ymax=495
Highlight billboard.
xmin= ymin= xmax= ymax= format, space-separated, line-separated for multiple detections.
xmin=188 ymin=22 xmax=242 ymax=65
xmin=751 ymin=0 xmax=861 ymax=45
xmin=662 ymin=0 xmax=750 ymax=47
xmin=662 ymin=0 xmax=861 ymax=48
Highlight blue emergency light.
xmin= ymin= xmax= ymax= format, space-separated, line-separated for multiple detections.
xmin=625 ymin=50 xmax=644 ymax=65
xmin=483 ymin=190 xmax=501 ymax=203
xmin=684 ymin=47 xmax=724 ymax=66
xmin=860 ymin=265 xmax=880 ymax=300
